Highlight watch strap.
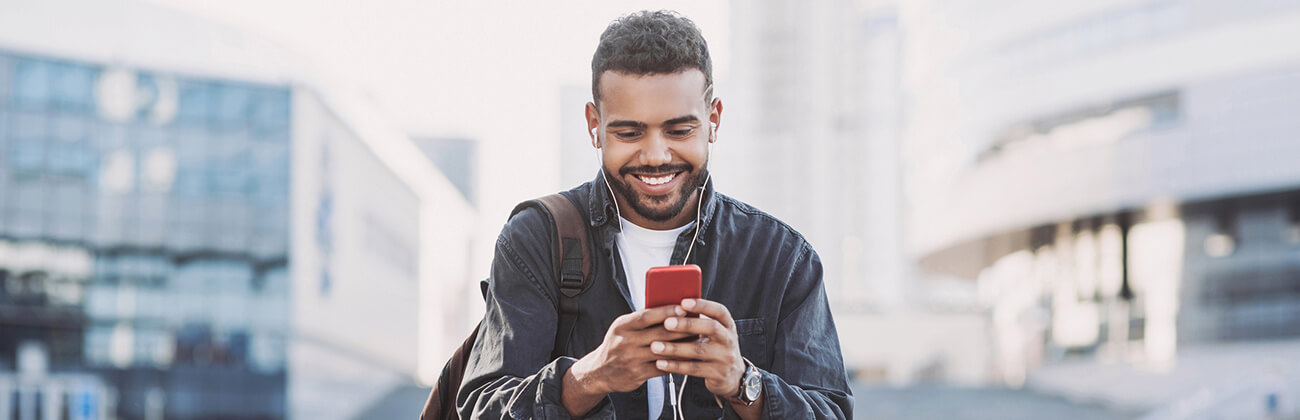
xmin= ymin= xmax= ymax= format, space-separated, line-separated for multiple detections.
xmin=721 ymin=358 xmax=759 ymax=406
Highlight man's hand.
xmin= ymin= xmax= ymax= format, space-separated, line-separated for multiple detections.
xmin=650 ymin=298 xmax=746 ymax=399
xmin=562 ymin=305 xmax=693 ymax=416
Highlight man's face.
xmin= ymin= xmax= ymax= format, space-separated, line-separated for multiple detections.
xmin=587 ymin=69 xmax=721 ymax=228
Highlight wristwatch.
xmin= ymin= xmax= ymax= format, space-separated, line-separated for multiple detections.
xmin=726 ymin=358 xmax=762 ymax=406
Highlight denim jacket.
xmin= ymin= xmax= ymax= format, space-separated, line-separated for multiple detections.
xmin=456 ymin=174 xmax=853 ymax=419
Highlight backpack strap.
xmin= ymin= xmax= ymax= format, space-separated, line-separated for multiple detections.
xmin=422 ymin=193 xmax=591 ymax=420
xmin=510 ymin=193 xmax=593 ymax=358
xmin=535 ymin=194 xmax=592 ymax=298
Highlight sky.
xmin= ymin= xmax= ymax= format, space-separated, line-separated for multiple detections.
xmin=144 ymin=0 xmax=732 ymax=280
xmin=141 ymin=0 xmax=729 ymax=146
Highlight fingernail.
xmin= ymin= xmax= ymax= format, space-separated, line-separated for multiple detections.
xmin=665 ymin=318 xmax=678 ymax=329
xmin=675 ymin=306 xmax=687 ymax=316
xmin=683 ymin=299 xmax=696 ymax=308
xmin=651 ymin=342 xmax=665 ymax=353
xmin=657 ymin=360 xmax=669 ymax=369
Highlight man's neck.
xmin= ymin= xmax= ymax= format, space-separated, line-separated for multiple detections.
xmin=617 ymin=191 xmax=701 ymax=231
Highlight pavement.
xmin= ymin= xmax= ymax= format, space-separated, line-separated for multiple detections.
xmin=349 ymin=381 xmax=1144 ymax=419
xmin=852 ymin=383 xmax=1141 ymax=420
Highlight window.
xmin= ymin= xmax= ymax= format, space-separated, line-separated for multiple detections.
xmin=2 ymin=51 xmax=294 ymax=419
xmin=214 ymin=84 xmax=252 ymax=128
xmin=51 ymin=62 xmax=97 ymax=113
xmin=175 ymin=82 xmax=211 ymax=125
xmin=9 ymin=136 xmax=44 ymax=174
xmin=251 ymin=90 xmax=290 ymax=141
xmin=0 ymin=55 xmax=12 ymax=100
xmin=13 ymin=59 xmax=52 ymax=109
xmin=48 ymin=142 xmax=96 ymax=178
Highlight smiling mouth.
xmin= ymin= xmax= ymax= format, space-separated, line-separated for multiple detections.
xmin=633 ymin=172 xmax=680 ymax=186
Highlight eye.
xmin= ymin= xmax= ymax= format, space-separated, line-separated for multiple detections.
xmin=614 ymin=131 xmax=642 ymax=140
xmin=667 ymin=127 xmax=695 ymax=137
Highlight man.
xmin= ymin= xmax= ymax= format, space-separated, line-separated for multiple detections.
xmin=458 ymin=10 xmax=852 ymax=419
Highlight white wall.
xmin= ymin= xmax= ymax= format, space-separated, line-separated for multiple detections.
xmin=900 ymin=0 xmax=1300 ymax=259
xmin=290 ymin=89 xmax=423 ymax=420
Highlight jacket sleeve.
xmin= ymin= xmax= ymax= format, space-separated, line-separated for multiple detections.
xmin=456 ymin=207 xmax=616 ymax=419
xmin=739 ymin=244 xmax=854 ymax=419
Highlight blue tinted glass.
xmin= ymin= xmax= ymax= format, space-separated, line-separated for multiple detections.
xmin=51 ymin=115 xmax=88 ymax=143
xmin=5 ymin=50 xmax=294 ymax=419
xmin=0 ymin=55 xmax=11 ymax=100
xmin=0 ymin=111 xmax=8 ymax=148
xmin=215 ymin=84 xmax=251 ymax=126
xmin=135 ymin=73 xmax=160 ymax=122
xmin=13 ymin=59 xmax=52 ymax=109
xmin=10 ymin=138 xmax=45 ymax=172
xmin=252 ymin=143 xmax=290 ymax=204
xmin=211 ymin=168 xmax=246 ymax=196
xmin=228 ymin=331 xmax=250 ymax=364
xmin=176 ymin=82 xmax=210 ymax=125
xmin=52 ymin=62 xmax=98 ymax=113
xmin=48 ymin=142 xmax=97 ymax=176
xmin=12 ymin=111 xmax=44 ymax=141
xmin=251 ymin=90 xmax=290 ymax=130
xmin=254 ymin=126 xmax=289 ymax=144
xmin=173 ymin=166 xmax=205 ymax=198
xmin=252 ymin=89 xmax=290 ymax=144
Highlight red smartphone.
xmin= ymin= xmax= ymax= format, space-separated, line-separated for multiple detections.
xmin=646 ymin=265 xmax=702 ymax=351
xmin=645 ymin=264 xmax=702 ymax=310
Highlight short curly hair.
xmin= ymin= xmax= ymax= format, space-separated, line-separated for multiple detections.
xmin=591 ymin=10 xmax=713 ymax=103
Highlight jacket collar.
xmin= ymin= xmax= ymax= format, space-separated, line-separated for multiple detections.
xmin=586 ymin=170 xmax=718 ymax=236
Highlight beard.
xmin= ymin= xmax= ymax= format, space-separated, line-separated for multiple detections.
xmin=605 ymin=162 xmax=709 ymax=223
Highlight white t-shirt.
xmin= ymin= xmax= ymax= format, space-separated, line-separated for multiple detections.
xmin=615 ymin=217 xmax=693 ymax=420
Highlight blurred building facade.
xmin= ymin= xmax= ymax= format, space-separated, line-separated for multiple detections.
xmin=724 ymin=0 xmax=1003 ymax=388
xmin=726 ymin=0 xmax=913 ymax=310
xmin=0 ymin=1 xmax=475 ymax=419
xmin=721 ymin=0 xmax=996 ymax=388
xmin=413 ymin=137 xmax=477 ymax=207
xmin=901 ymin=0 xmax=1300 ymax=416
xmin=0 ymin=47 xmax=296 ymax=420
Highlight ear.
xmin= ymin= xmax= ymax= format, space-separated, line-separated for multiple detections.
xmin=708 ymin=97 xmax=723 ymax=143
xmin=586 ymin=102 xmax=601 ymax=149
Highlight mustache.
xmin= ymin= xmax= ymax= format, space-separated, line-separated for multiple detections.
xmin=619 ymin=163 xmax=693 ymax=177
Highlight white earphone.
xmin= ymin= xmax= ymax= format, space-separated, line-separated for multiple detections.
xmin=590 ymin=120 xmax=716 ymax=420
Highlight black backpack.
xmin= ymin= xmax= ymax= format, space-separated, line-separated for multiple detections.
xmin=420 ymin=193 xmax=594 ymax=420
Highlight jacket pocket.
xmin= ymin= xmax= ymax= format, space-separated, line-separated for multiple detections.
xmin=734 ymin=318 xmax=768 ymax=366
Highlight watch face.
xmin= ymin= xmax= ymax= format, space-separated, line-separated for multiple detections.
xmin=743 ymin=367 xmax=762 ymax=401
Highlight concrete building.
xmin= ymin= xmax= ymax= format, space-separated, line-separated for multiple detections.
xmin=900 ymin=0 xmax=1300 ymax=416
xmin=0 ymin=1 xmax=475 ymax=419
xmin=724 ymin=0 xmax=996 ymax=387
xmin=726 ymin=0 xmax=913 ymax=312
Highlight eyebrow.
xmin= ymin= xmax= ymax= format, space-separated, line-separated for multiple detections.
xmin=606 ymin=120 xmax=647 ymax=129
xmin=663 ymin=115 xmax=700 ymax=126
xmin=605 ymin=115 xmax=700 ymax=130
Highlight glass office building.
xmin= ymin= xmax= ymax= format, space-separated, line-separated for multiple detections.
xmin=0 ymin=1 xmax=478 ymax=419
xmin=0 ymin=49 xmax=291 ymax=419
xmin=0 ymin=5 xmax=483 ymax=416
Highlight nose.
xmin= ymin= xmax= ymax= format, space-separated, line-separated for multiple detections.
xmin=639 ymin=132 xmax=672 ymax=167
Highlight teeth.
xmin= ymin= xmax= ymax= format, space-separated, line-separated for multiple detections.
xmin=637 ymin=173 xmax=676 ymax=186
